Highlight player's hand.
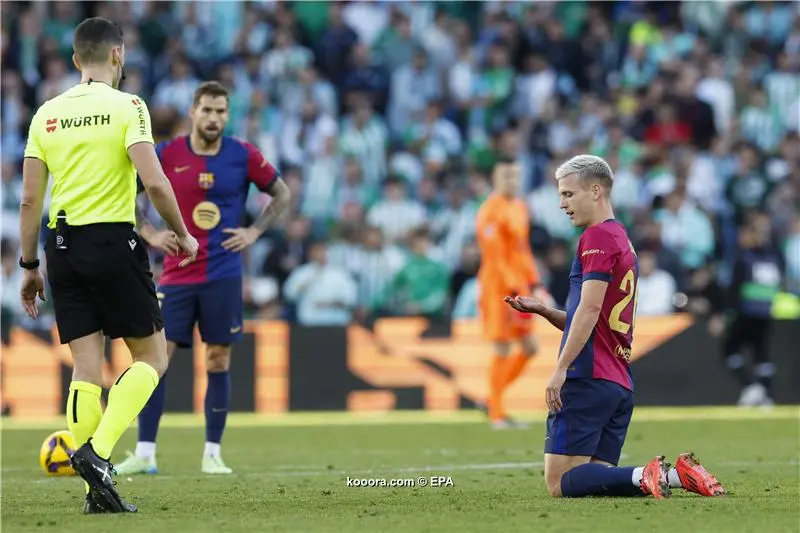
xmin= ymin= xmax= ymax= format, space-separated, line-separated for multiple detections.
xmin=504 ymin=295 xmax=546 ymax=315
xmin=177 ymin=233 xmax=199 ymax=267
xmin=148 ymin=230 xmax=180 ymax=256
xmin=545 ymin=366 xmax=567 ymax=413
xmin=20 ymin=269 xmax=46 ymax=319
xmin=221 ymin=227 xmax=259 ymax=253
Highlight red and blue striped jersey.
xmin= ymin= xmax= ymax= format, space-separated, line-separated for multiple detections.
xmin=155 ymin=136 xmax=279 ymax=286
xmin=562 ymin=220 xmax=638 ymax=391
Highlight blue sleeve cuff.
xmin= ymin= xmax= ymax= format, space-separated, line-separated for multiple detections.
xmin=583 ymin=272 xmax=612 ymax=282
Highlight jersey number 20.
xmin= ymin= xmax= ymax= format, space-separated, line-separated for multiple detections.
xmin=609 ymin=269 xmax=639 ymax=335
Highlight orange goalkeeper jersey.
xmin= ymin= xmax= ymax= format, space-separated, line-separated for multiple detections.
xmin=475 ymin=194 xmax=540 ymax=297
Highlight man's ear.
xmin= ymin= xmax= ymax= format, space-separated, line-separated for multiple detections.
xmin=72 ymin=53 xmax=81 ymax=72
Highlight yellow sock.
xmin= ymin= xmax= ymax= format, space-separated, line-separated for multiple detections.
xmin=91 ymin=361 xmax=159 ymax=460
xmin=67 ymin=381 xmax=102 ymax=494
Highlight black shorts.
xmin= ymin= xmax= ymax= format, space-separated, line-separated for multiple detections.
xmin=45 ymin=223 xmax=163 ymax=344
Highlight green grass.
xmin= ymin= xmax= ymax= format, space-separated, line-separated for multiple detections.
xmin=2 ymin=408 xmax=799 ymax=533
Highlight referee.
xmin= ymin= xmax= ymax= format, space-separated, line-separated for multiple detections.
xmin=18 ymin=17 xmax=198 ymax=514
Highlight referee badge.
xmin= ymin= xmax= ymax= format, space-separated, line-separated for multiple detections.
xmin=198 ymin=172 xmax=215 ymax=189
xmin=192 ymin=201 xmax=221 ymax=230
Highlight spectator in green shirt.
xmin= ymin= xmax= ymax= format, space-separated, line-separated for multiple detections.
xmin=373 ymin=228 xmax=450 ymax=318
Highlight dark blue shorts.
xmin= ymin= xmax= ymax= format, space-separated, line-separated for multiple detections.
xmin=544 ymin=378 xmax=634 ymax=466
xmin=158 ymin=276 xmax=243 ymax=347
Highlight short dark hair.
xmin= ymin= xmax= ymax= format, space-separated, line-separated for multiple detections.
xmin=192 ymin=81 xmax=229 ymax=107
xmin=73 ymin=17 xmax=123 ymax=65
xmin=495 ymin=155 xmax=518 ymax=167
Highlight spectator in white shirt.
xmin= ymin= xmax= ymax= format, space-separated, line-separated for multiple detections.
xmin=388 ymin=49 xmax=442 ymax=136
xmin=262 ymin=28 xmax=313 ymax=103
xmin=636 ymin=249 xmax=677 ymax=316
xmin=282 ymin=66 xmax=338 ymax=119
xmin=367 ymin=176 xmax=427 ymax=242
xmin=284 ymin=241 xmax=358 ymax=326
xmin=696 ymin=58 xmax=735 ymax=136
xmin=280 ymin=98 xmax=338 ymax=167
xmin=342 ymin=1 xmax=389 ymax=47
xmin=654 ymin=187 xmax=715 ymax=270
xmin=448 ymin=22 xmax=476 ymax=112
xmin=515 ymin=54 xmax=556 ymax=120
xmin=354 ymin=226 xmax=407 ymax=310
xmin=152 ymin=56 xmax=200 ymax=113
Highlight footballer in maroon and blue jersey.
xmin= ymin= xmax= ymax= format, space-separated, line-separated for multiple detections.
xmin=546 ymin=219 xmax=638 ymax=464
xmin=123 ymin=82 xmax=290 ymax=476
xmin=505 ymin=155 xmax=724 ymax=500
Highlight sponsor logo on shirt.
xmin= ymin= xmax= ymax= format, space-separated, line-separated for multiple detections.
xmin=46 ymin=118 xmax=57 ymax=133
xmin=582 ymin=248 xmax=606 ymax=256
xmin=56 ymin=115 xmax=111 ymax=129
xmin=133 ymin=99 xmax=146 ymax=136
xmin=615 ymin=344 xmax=632 ymax=363
xmin=192 ymin=201 xmax=221 ymax=230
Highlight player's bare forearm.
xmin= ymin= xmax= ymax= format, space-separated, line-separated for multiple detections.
xmin=540 ymin=306 xmax=567 ymax=331
xmin=251 ymin=178 xmax=291 ymax=235
xmin=556 ymin=302 xmax=601 ymax=370
xmin=19 ymin=158 xmax=49 ymax=262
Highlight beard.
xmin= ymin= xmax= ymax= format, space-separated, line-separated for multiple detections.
xmin=198 ymin=127 xmax=222 ymax=144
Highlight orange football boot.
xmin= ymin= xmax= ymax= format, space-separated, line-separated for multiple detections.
xmin=641 ymin=455 xmax=671 ymax=499
xmin=675 ymin=452 xmax=725 ymax=496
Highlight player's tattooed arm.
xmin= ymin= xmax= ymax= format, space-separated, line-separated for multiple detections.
xmin=251 ymin=177 xmax=291 ymax=234
xmin=222 ymin=178 xmax=291 ymax=253
xmin=135 ymin=199 xmax=156 ymax=242
xmin=135 ymin=197 xmax=180 ymax=256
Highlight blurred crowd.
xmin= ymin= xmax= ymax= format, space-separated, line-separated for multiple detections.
xmin=2 ymin=0 xmax=799 ymax=331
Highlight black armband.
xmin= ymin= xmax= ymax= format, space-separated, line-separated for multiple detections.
xmin=19 ymin=257 xmax=40 ymax=270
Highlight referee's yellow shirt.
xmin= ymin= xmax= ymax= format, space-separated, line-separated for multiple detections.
xmin=23 ymin=82 xmax=153 ymax=229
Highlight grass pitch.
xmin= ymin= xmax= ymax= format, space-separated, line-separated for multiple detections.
xmin=2 ymin=407 xmax=799 ymax=533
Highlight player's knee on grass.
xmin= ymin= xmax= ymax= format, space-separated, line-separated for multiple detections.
xmin=544 ymin=454 xmax=592 ymax=498
xmin=69 ymin=332 xmax=106 ymax=385
xmin=124 ymin=331 xmax=169 ymax=377
xmin=206 ymin=345 xmax=232 ymax=372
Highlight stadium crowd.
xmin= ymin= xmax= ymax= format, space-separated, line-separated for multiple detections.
xmin=2 ymin=0 xmax=799 ymax=330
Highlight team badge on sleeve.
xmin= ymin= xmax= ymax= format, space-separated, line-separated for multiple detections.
xmin=198 ymin=172 xmax=215 ymax=189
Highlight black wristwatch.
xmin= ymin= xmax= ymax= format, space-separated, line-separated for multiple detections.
xmin=19 ymin=257 xmax=40 ymax=270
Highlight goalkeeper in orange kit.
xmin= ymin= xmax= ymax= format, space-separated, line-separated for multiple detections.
xmin=475 ymin=157 xmax=549 ymax=428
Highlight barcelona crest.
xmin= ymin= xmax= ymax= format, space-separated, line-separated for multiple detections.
xmin=198 ymin=172 xmax=215 ymax=189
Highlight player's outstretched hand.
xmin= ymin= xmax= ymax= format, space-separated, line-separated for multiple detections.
xmin=221 ymin=227 xmax=259 ymax=253
xmin=20 ymin=269 xmax=46 ymax=319
xmin=148 ymin=230 xmax=180 ymax=256
xmin=504 ymin=295 xmax=546 ymax=315
xmin=177 ymin=233 xmax=199 ymax=267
